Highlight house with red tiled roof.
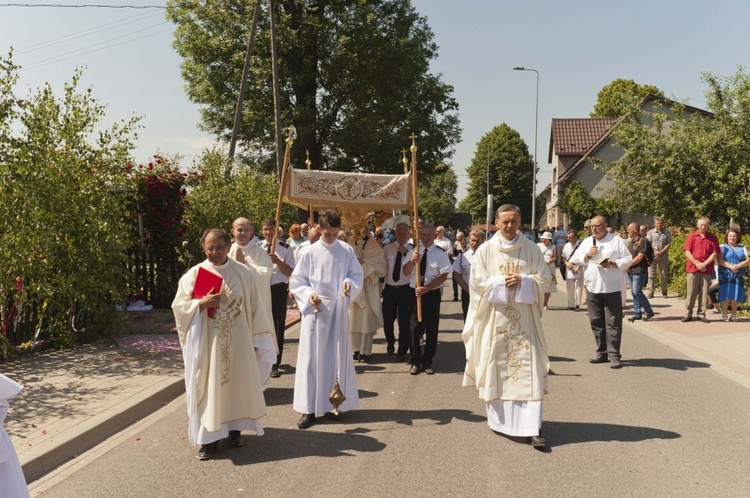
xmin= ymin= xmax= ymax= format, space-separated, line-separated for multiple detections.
xmin=544 ymin=95 xmax=711 ymax=228
xmin=545 ymin=117 xmax=618 ymax=227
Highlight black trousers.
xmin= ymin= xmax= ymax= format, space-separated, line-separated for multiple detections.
xmin=270 ymin=283 xmax=288 ymax=367
xmin=382 ymin=284 xmax=414 ymax=355
xmin=410 ymin=289 xmax=441 ymax=367
xmin=461 ymin=289 xmax=470 ymax=321
xmin=587 ymin=291 xmax=623 ymax=359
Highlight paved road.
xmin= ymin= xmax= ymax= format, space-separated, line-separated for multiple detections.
xmin=31 ymin=291 xmax=750 ymax=497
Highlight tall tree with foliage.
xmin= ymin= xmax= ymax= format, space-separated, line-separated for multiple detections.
xmin=606 ymin=68 xmax=750 ymax=227
xmin=591 ymin=78 xmax=664 ymax=118
xmin=166 ymin=0 xmax=460 ymax=176
xmin=417 ymin=162 xmax=457 ymax=226
xmin=0 ymin=56 xmax=139 ymax=350
xmin=181 ymin=148 xmax=293 ymax=265
xmin=460 ymin=124 xmax=533 ymax=225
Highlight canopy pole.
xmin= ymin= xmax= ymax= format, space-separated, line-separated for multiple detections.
xmin=271 ymin=128 xmax=294 ymax=256
xmin=408 ymin=134 xmax=422 ymax=322
xmin=305 ymin=150 xmax=314 ymax=226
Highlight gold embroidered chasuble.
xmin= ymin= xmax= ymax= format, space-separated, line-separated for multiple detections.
xmin=173 ymin=258 xmax=272 ymax=433
xmin=462 ymin=234 xmax=551 ymax=402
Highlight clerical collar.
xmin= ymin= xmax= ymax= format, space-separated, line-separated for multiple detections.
xmin=499 ymin=233 xmax=519 ymax=248
xmin=206 ymin=259 xmax=230 ymax=270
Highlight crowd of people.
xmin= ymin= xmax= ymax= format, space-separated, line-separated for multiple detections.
xmin=165 ymin=209 xmax=747 ymax=461
xmin=2 ymin=209 xmax=745 ymax=496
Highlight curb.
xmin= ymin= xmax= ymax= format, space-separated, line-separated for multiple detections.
xmin=21 ymin=315 xmax=301 ymax=484
xmin=21 ymin=377 xmax=185 ymax=484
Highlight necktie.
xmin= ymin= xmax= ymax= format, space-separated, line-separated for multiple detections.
xmin=392 ymin=250 xmax=402 ymax=282
xmin=420 ymin=247 xmax=428 ymax=285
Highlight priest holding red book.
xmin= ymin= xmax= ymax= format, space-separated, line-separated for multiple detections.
xmin=172 ymin=228 xmax=275 ymax=461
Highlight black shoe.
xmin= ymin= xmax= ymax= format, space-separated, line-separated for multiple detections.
xmin=353 ymin=351 xmax=360 ymax=361
xmin=610 ymin=357 xmax=622 ymax=369
xmin=358 ymin=354 xmax=370 ymax=364
xmin=662 ymin=293 xmax=668 ymax=299
xmin=396 ymin=354 xmax=405 ymax=362
xmin=386 ymin=346 xmax=395 ymax=355
xmin=297 ymin=413 xmax=316 ymax=429
xmin=324 ymin=411 xmax=341 ymax=421
xmin=530 ymin=435 xmax=547 ymax=448
xmin=699 ymin=316 xmax=710 ymax=323
xmin=589 ymin=355 xmax=608 ymax=364
xmin=228 ymin=430 xmax=243 ymax=447
xmin=627 ymin=316 xmax=641 ymax=323
xmin=197 ymin=442 xmax=218 ymax=460
xmin=681 ymin=315 xmax=693 ymax=322
xmin=643 ymin=313 xmax=654 ymax=322
xmin=270 ymin=368 xmax=281 ymax=378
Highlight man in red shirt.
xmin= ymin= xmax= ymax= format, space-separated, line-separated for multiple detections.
xmin=682 ymin=217 xmax=720 ymax=322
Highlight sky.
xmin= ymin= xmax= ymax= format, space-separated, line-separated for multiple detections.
xmin=2 ymin=0 xmax=749 ymax=202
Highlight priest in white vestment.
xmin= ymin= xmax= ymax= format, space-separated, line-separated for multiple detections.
xmin=349 ymin=231 xmax=387 ymax=363
xmin=462 ymin=204 xmax=552 ymax=448
xmin=172 ymin=228 xmax=274 ymax=460
xmin=229 ymin=217 xmax=277 ymax=384
xmin=290 ymin=210 xmax=364 ymax=429
xmin=1 ymin=373 xmax=29 ymax=498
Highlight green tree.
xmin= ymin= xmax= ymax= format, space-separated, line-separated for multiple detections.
xmin=0 ymin=59 xmax=139 ymax=349
xmin=461 ymin=124 xmax=533 ymax=225
xmin=417 ymin=162 xmax=457 ymax=226
xmin=166 ymin=0 xmax=460 ymax=176
xmin=181 ymin=149 xmax=292 ymax=264
xmin=591 ymin=78 xmax=664 ymax=118
xmin=606 ymin=68 xmax=750 ymax=227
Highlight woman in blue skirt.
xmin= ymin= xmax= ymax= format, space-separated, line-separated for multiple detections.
xmin=717 ymin=227 xmax=750 ymax=321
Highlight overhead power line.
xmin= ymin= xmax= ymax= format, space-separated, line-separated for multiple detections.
xmin=0 ymin=3 xmax=166 ymax=8
xmin=17 ymin=10 xmax=163 ymax=54
xmin=22 ymin=24 xmax=171 ymax=71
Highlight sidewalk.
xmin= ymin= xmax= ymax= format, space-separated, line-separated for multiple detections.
xmin=2 ymin=307 xmax=300 ymax=485
xmin=624 ymin=293 xmax=750 ymax=385
xmin=561 ymin=278 xmax=750 ymax=387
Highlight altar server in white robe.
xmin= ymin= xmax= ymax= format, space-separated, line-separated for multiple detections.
xmin=462 ymin=204 xmax=552 ymax=448
xmin=173 ymin=228 xmax=274 ymax=460
xmin=1 ymin=373 xmax=29 ymax=498
xmin=290 ymin=210 xmax=364 ymax=429
xmin=229 ymin=217 xmax=277 ymax=384
xmin=349 ymin=229 xmax=387 ymax=363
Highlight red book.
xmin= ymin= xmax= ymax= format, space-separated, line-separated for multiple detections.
xmin=192 ymin=267 xmax=223 ymax=318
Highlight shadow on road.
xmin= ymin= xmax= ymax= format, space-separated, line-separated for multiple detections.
xmin=543 ymin=420 xmax=680 ymax=447
xmin=340 ymin=407 xmax=485 ymax=427
xmin=263 ymin=387 xmax=379 ymax=407
xmin=216 ymin=426 xmax=387 ymax=465
xmin=549 ymin=355 xmax=576 ymax=363
xmin=622 ymin=358 xmax=710 ymax=370
xmin=214 ymin=407 xmax=485 ymax=465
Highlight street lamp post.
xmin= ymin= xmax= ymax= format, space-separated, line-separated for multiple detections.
xmin=512 ymin=66 xmax=539 ymax=228
xmin=486 ymin=142 xmax=492 ymax=239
